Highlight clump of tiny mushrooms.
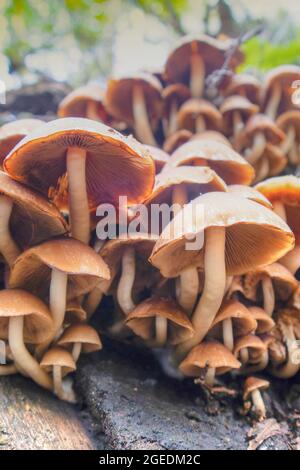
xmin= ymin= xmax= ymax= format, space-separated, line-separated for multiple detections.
xmin=0 ymin=33 xmax=300 ymax=420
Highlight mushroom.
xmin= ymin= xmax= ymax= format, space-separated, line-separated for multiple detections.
xmin=105 ymin=72 xmax=162 ymax=145
xmin=243 ymin=263 xmax=297 ymax=316
xmin=179 ymin=340 xmax=241 ymax=388
xmin=208 ymin=300 xmax=257 ymax=351
xmin=261 ymin=65 xmax=300 ymax=119
xmin=228 ymin=184 xmax=273 ymax=209
xmin=234 ymin=335 xmax=267 ymax=369
xmin=9 ymin=238 xmax=110 ymax=347
xmin=143 ymin=145 xmax=169 ymax=174
xmin=145 ymin=166 xmax=226 ymax=312
xmin=162 ymin=84 xmax=190 ymax=137
xmin=40 ymin=347 xmax=76 ymax=401
xmin=0 ymin=118 xmax=44 ymax=168
xmin=177 ymin=99 xmax=222 ymax=134
xmin=220 ymin=95 xmax=259 ymax=139
xmin=150 ymin=192 xmax=294 ymax=359
xmin=4 ymin=118 xmax=155 ymax=244
xmin=0 ymin=289 xmax=53 ymax=389
xmin=0 ymin=171 xmax=67 ymax=268
xmin=242 ymin=334 xmax=275 ymax=374
xmin=162 ymin=139 xmax=254 ymax=185
xmin=248 ymin=307 xmax=275 ymax=333
xmin=190 ymin=130 xmax=232 ymax=147
xmin=57 ymin=323 xmax=102 ymax=362
xmin=163 ymin=129 xmax=192 ymax=154
xmin=223 ymin=73 xmax=261 ymax=104
xmin=164 ymin=34 xmax=243 ymax=98
xmin=243 ymin=376 xmax=270 ymax=421
xmin=277 ymin=110 xmax=300 ymax=165
xmin=125 ymin=296 xmax=194 ymax=348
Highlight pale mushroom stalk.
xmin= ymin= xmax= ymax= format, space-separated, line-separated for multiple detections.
xmin=172 ymin=185 xmax=199 ymax=314
xmin=72 ymin=343 xmax=82 ymax=362
xmin=117 ymin=246 xmax=136 ymax=315
xmin=50 ymin=268 xmax=68 ymax=338
xmin=205 ymin=367 xmax=216 ymax=387
xmin=190 ymin=53 xmax=205 ymax=98
xmin=289 ymin=141 xmax=299 ymax=165
xmin=265 ymin=83 xmax=281 ymax=120
xmin=67 ymin=147 xmax=90 ymax=244
xmin=240 ymin=348 xmax=249 ymax=364
xmin=245 ymin=133 xmax=266 ymax=165
xmin=8 ymin=316 xmax=52 ymax=390
xmin=175 ymin=226 xmax=226 ymax=360
xmin=84 ymin=279 xmax=112 ymax=319
xmin=195 ymin=115 xmax=206 ymax=133
xmin=155 ymin=316 xmax=168 ymax=347
xmin=272 ymin=200 xmax=287 ymax=221
xmin=269 ymin=324 xmax=300 ymax=378
xmin=281 ymin=125 xmax=296 ymax=154
xmin=0 ymin=364 xmax=18 ymax=375
xmin=0 ymin=195 xmax=21 ymax=267
xmin=86 ymin=100 xmax=99 ymax=120
xmin=251 ymin=388 xmax=266 ymax=419
xmin=255 ymin=157 xmax=269 ymax=183
xmin=132 ymin=84 xmax=157 ymax=145
xmin=233 ymin=111 xmax=243 ymax=137
xmin=168 ymin=100 xmax=179 ymax=136
xmin=222 ymin=317 xmax=234 ymax=351
xmin=261 ymin=275 xmax=275 ymax=316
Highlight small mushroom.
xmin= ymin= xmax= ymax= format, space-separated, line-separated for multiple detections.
xmin=9 ymin=238 xmax=110 ymax=347
xmin=277 ymin=110 xmax=300 ymax=165
xmin=0 ymin=171 xmax=67 ymax=268
xmin=40 ymin=347 xmax=76 ymax=401
xmin=163 ymin=129 xmax=192 ymax=154
xmin=234 ymin=334 xmax=267 ymax=369
xmin=178 ymin=99 xmax=222 ymax=134
xmin=162 ymin=139 xmax=254 ymax=185
xmin=179 ymin=340 xmax=241 ymax=388
xmin=125 ymin=296 xmax=194 ymax=348
xmin=0 ymin=289 xmax=53 ymax=390
xmin=261 ymin=65 xmax=300 ymax=119
xmin=150 ymin=192 xmax=294 ymax=359
xmin=244 ymin=334 xmax=275 ymax=373
xmin=162 ymin=84 xmax=190 ymax=137
xmin=4 ymin=118 xmax=155 ymax=244
xmin=208 ymin=300 xmax=257 ymax=351
xmin=57 ymin=323 xmax=102 ymax=362
xmin=224 ymin=73 xmax=261 ymax=104
xmin=0 ymin=118 xmax=44 ymax=168
xmin=243 ymin=376 xmax=270 ymax=421
xmin=220 ymin=95 xmax=259 ymax=139
xmin=105 ymin=72 xmax=162 ymax=145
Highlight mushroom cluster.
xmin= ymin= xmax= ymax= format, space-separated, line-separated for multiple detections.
xmin=1 ymin=33 xmax=300 ymax=420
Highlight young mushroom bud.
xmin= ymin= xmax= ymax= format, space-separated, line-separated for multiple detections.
xmin=40 ymin=347 xmax=76 ymax=402
xmin=243 ymin=376 xmax=270 ymax=421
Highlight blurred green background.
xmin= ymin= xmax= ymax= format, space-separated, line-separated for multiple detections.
xmin=1 ymin=0 xmax=300 ymax=90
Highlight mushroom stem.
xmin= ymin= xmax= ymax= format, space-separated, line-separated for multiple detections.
xmin=251 ymin=389 xmax=266 ymax=419
xmin=190 ymin=53 xmax=205 ymax=98
xmin=245 ymin=132 xmax=266 ymax=165
xmin=261 ymin=275 xmax=275 ymax=316
xmin=0 ymin=364 xmax=18 ymax=375
xmin=53 ymin=365 xmax=64 ymax=398
xmin=168 ymin=100 xmax=179 ymax=136
xmin=232 ymin=111 xmax=243 ymax=137
xmin=132 ymin=84 xmax=156 ymax=145
xmin=281 ymin=125 xmax=296 ymax=154
xmin=117 ymin=246 xmax=136 ymax=315
xmin=265 ymin=83 xmax=281 ymax=120
xmin=222 ymin=317 xmax=234 ymax=351
xmin=67 ymin=147 xmax=90 ymax=244
xmin=240 ymin=348 xmax=249 ymax=364
xmin=8 ymin=316 xmax=52 ymax=390
xmin=155 ymin=316 xmax=168 ymax=347
xmin=255 ymin=157 xmax=270 ymax=183
xmin=0 ymin=195 xmax=21 ymax=267
xmin=84 ymin=278 xmax=112 ymax=319
xmin=50 ymin=268 xmax=68 ymax=338
xmin=272 ymin=200 xmax=287 ymax=222
xmin=195 ymin=115 xmax=206 ymax=133
xmin=175 ymin=226 xmax=226 ymax=360
xmin=289 ymin=141 xmax=299 ymax=165
xmin=72 ymin=342 xmax=82 ymax=362
xmin=86 ymin=100 xmax=100 ymax=120
xmin=205 ymin=367 xmax=216 ymax=387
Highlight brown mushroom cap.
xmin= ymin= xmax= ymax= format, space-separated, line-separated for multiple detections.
xmin=0 ymin=171 xmax=67 ymax=249
xmin=178 ymin=99 xmax=222 ymax=132
xmin=105 ymin=72 xmax=163 ymax=127
xmin=57 ymin=323 xmax=102 ymax=353
xmin=162 ymin=84 xmax=190 ymax=116
xmin=163 ymin=129 xmax=193 ymax=154
xmin=209 ymin=300 xmax=257 ymax=338
xmin=65 ymin=299 xmax=87 ymax=323
xmin=276 ymin=110 xmax=300 ymax=140
xmin=165 ymin=34 xmax=243 ymax=85
xmin=164 ymin=139 xmax=254 ymax=185
xmin=0 ymin=119 xmax=44 ymax=166
xmin=255 ymin=144 xmax=287 ymax=180
xmin=0 ymin=289 xmax=53 ymax=343
xmin=40 ymin=346 xmax=76 ymax=374
xmin=9 ymin=238 xmax=110 ymax=301
xmin=58 ymin=83 xmax=110 ymax=121
xmin=125 ymin=296 xmax=194 ymax=345
xmin=261 ymin=65 xmax=300 ymax=112
xmin=4 ymin=117 xmax=155 ymax=208
xmin=247 ymin=307 xmax=275 ymax=334
xmin=144 ymin=145 xmax=169 ymax=173
xmin=238 ymin=114 xmax=285 ymax=148
xmin=144 ymin=166 xmax=227 ymax=207
xmin=234 ymin=335 xmax=267 ymax=361
xmin=220 ymin=95 xmax=259 ymax=134
xmin=243 ymin=376 xmax=270 ymax=400
xmin=255 ymin=176 xmax=300 ymax=242
xmin=179 ymin=340 xmax=241 ymax=377
xmin=224 ymin=74 xmax=261 ymax=104
xmin=150 ymin=192 xmax=294 ymax=278
xmin=228 ymin=184 xmax=273 ymax=209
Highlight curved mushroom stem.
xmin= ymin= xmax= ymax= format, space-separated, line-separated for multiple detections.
xmin=172 ymin=185 xmax=199 ymax=314
xmin=53 ymin=365 xmax=75 ymax=402
xmin=255 ymin=156 xmax=269 ymax=183
xmin=261 ymin=275 xmax=275 ymax=316
xmin=9 ymin=316 xmax=52 ymax=390
xmin=132 ymin=84 xmax=156 ymax=145
xmin=222 ymin=317 xmax=234 ymax=351
xmin=265 ymin=83 xmax=281 ymax=120
xmin=289 ymin=141 xmax=299 ymax=165
xmin=0 ymin=195 xmax=21 ymax=267
xmin=117 ymin=246 xmax=136 ymax=315
xmin=241 ymin=351 xmax=269 ymax=374
xmin=281 ymin=125 xmax=296 ymax=154
xmin=86 ymin=100 xmax=100 ymax=120
xmin=245 ymin=133 xmax=266 ymax=165
xmin=84 ymin=278 xmax=112 ymax=319
xmin=72 ymin=342 xmax=82 ymax=363
xmin=269 ymin=324 xmax=300 ymax=378
xmin=0 ymin=364 xmax=18 ymax=375
xmin=168 ymin=100 xmax=179 ymax=136
xmin=50 ymin=268 xmax=68 ymax=338
xmin=67 ymin=147 xmax=90 ymax=244
xmin=155 ymin=316 xmax=168 ymax=347
xmin=251 ymin=389 xmax=266 ymax=420
xmin=205 ymin=367 xmax=216 ymax=387
xmin=232 ymin=111 xmax=243 ymax=137
xmin=195 ymin=115 xmax=206 ymax=133
xmin=175 ymin=226 xmax=226 ymax=360
xmin=272 ymin=200 xmax=287 ymax=222
xmin=240 ymin=348 xmax=249 ymax=365
xmin=190 ymin=53 xmax=205 ymax=98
